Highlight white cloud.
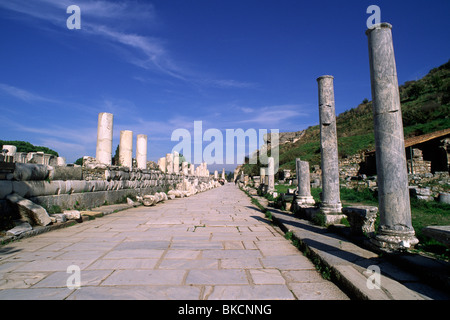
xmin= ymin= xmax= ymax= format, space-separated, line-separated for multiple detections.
xmin=0 ymin=0 xmax=255 ymax=89
xmin=0 ymin=83 xmax=58 ymax=103
xmin=237 ymin=104 xmax=308 ymax=126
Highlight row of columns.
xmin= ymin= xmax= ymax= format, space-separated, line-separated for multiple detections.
xmin=294 ymin=22 xmax=418 ymax=251
xmin=96 ymin=113 xmax=148 ymax=169
xmin=158 ymin=153 xmax=217 ymax=177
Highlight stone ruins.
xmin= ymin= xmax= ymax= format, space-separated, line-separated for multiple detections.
xmin=239 ymin=22 xmax=449 ymax=253
xmin=0 ymin=22 xmax=448 ymax=254
xmin=0 ymin=111 xmax=223 ymax=238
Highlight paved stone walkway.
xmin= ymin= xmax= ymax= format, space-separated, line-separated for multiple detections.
xmin=0 ymin=184 xmax=349 ymax=300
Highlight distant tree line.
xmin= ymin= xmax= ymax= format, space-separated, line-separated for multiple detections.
xmin=0 ymin=140 xmax=59 ymax=157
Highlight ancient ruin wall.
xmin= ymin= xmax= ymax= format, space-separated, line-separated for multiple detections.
xmin=0 ymin=162 xmax=211 ymax=214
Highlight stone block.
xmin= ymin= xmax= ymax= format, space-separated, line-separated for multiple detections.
xmin=439 ymin=192 xmax=450 ymax=204
xmin=422 ymin=226 xmax=450 ymax=247
xmin=6 ymin=221 xmax=33 ymax=236
xmin=12 ymin=163 xmax=51 ymax=181
xmin=342 ymin=206 xmax=378 ymax=236
xmin=6 ymin=193 xmax=52 ymax=226
xmin=63 ymin=210 xmax=81 ymax=220
xmin=51 ymin=166 xmax=83 ymax=180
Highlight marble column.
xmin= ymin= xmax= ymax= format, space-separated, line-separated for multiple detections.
xmin=136 ymin=134 xmax=148 ymax=170
xmin=119 ymin=130 xmax=133 ymax=168
xmin=95 ymin=112 xmax=113 ymax=165
xmin=268 ymin=157 xmax=275 ymax=191
xmin=222 ymin=168 xmax=226 ymax=180
xmin=158 ymin=157 xmax=166 ymax=173
xmin=317 ymin=75 xmax=342 ymax=215
xmin=214 ymin=170 xmax=218 ymax=179
xmin=366 ymin=23 xmax=418 ymax=251
xmin=296 ymin=158 xmax=315 ymax=205
xmin=166 ymin=153 xmax=173 ymax=174
xmin=182 ymin=162 xmax=189 ymax=175
xmin=173 ymin=151 xmax=180 ymax=174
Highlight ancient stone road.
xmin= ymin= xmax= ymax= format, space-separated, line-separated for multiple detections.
xmin=0 ymin=184 xmax=349 ymax=300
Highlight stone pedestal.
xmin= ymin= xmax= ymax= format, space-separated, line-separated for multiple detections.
xmin=260 ymin=168 xmax=266 ymax=185
xmin=295 ymin=158 xmax=315 ymax=205
xmin=96 ymin=112 xmax=113 ymax=165
xmin=366 ymin=23 xmax=418 ymax=251
xmin=268 ymin=157 xmax=275 ymax=191
xmin=119 ymin=130 xmax=133 ymax=168
xmin=317 ymin=76 xmax=342 ymax=218
xmin=343 ymin=206 xmax=378 ymax=236
xmin=136 ymin=134 xmax=147 ymax=170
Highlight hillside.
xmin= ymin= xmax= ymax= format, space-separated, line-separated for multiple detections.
xmin=241 ymin=59 xmax=450 ymax=175
xmin=0 ymin=140 xmax=59 ymax=157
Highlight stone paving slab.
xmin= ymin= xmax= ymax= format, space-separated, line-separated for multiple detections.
xmin=0 ymin=184 xmax=349 ymax=300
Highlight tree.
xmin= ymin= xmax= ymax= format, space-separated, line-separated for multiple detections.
xmin=112 ymin=145 xmax=119 ymax=165
xmin=75 ymin=157 xmax=83 ymax=165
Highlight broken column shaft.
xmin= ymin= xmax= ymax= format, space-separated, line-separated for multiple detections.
xmin=96 ymin=112 xmax=113 ymax=165
xmin=119 ymin=130 xmax=133 ymax=168
xmin=136 ymin=134 xmax=148 ymax=170
xmin=296 ymin=158 xmax=315 ymax=205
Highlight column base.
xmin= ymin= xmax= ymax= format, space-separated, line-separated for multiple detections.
xmin=295 ymin=195 xmax=316 ymax=206
xmin=370 ymin=229 xmax=419 ymax=252
xmin=318 ymin=202 xmax=344 ymax=225
xmin=319 ymin=202 xmax=342 ymax=214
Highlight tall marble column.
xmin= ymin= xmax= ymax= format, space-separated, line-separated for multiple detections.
xmin=317 ymin=75 xmax=342 ymax=216
xmin=136 ymin=134 xmax=147 ymax=170
xmin=96 ymin=112 xmax=113 ymax=165
xmin=268 ymin=157 xmax=275 ymax=191
xmin=366 ymin=23 xmax=418 ymax=251
xmin=119 ymin=130 xmax=133 ymax=168
xmin=296 ymin=158 xmax=315 ymax=205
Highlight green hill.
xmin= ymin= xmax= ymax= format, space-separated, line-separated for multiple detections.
xmin=241 ymin=59 xmax=450 ymax=175
xmin=0 ymin=140 xmax=59 ymax=157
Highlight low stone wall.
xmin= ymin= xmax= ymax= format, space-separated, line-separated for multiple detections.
xmin=0 ymin=163 xmax=212 ymax=215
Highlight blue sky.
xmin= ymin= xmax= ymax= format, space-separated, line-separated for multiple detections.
xmin=0 ymin=0 xmax=449 ymax=171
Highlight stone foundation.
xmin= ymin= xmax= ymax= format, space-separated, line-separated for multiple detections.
xmin=0 ymin=162 xmax=214 ymax=222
